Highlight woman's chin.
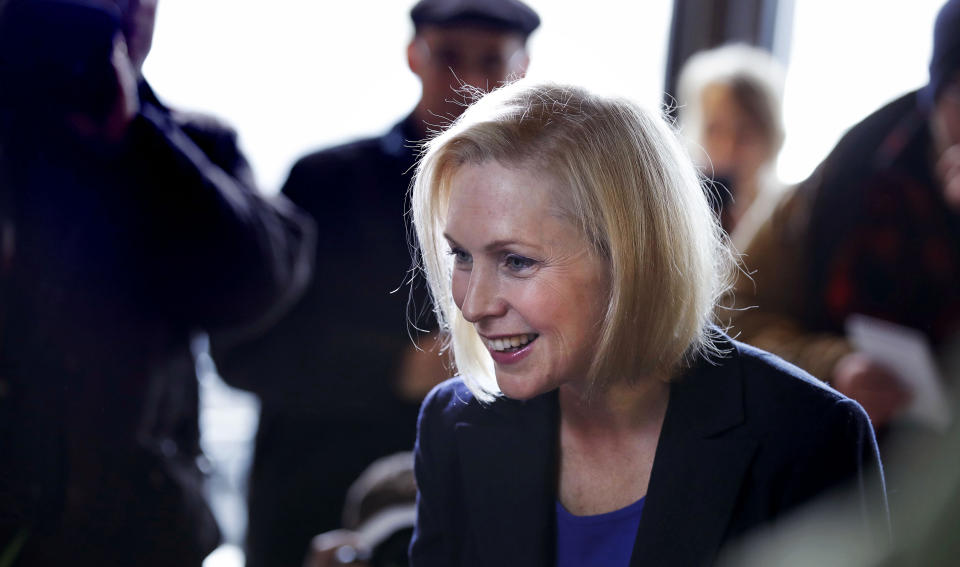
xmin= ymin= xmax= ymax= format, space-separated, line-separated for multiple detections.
xmin=496 ymin=375 xmax=551 ymax=401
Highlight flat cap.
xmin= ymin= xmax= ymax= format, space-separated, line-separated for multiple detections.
xmin=410 ymin=0 xmax=540 ymax=37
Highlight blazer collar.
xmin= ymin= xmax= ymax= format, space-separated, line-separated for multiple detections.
xmin=455 ymin=391 xmax=559 ymax=566
xmin=631 ymin=343 xmax=758 ymax=565
xmin=453 ymin=338 xmax=757 ymax=566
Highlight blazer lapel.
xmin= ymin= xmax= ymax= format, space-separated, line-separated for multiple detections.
xmin=455 ymin=392 xmax=558 ymax=566
xmin=632 ymin=347 xmax=758 ymax=566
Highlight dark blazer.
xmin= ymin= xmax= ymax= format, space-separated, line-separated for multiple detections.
xmin=410 ymin=336 xmax=889 ymax=566
xmin=0 ymin=81 xmax=314 ymax=566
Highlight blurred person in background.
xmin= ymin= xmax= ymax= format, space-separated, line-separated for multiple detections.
xmin=676 ymin=43 xmax=786 ymax=242
xmin=728 ymin=0 xmax=960 ymax=434
xmin=210 ymin=1 xmax=539 ymax=566
xmin=0 ymin=0 xmax=314 ymax=565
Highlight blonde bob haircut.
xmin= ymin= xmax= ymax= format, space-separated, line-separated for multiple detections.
xmin=411 ymin=79 xmax=734 ymax=402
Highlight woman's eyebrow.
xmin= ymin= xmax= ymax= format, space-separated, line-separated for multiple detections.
xmin=482 ymin=239 xmax=532 ymax=252
xmin=443 ymin=234 xmax=538 ymax=253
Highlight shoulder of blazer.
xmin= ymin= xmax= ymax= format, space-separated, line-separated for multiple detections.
xmin=733 ymin=339 xmax=858 ymax=433
xmin=419 ymin=376 xmax=558 ymax=430
xmin=415 ymin=377 xmax=560 ymax=566
xmin=631 ymin=335 xmax=880 ymax=565
xmin=669 ymin=336 xmax=860 ymax=443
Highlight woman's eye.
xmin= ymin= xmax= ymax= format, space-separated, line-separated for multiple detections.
xmin=448 ymin=247 xmax=471 ymax=265
xmin=504 ymin=254 xmax=536 ymax=272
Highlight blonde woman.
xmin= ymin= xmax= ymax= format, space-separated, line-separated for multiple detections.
xmin=677 ymin=44 xmax=785 ymax=241
xmin=408 ymin=79 xmax=887 ymax=566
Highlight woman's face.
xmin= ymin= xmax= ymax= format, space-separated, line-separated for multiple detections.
xmin=699 ymin=82 xmax=772 ymax=189
xmin=444 ymin=160 xmax=611 ymax=400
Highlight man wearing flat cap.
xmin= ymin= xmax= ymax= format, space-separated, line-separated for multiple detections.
xmin=729 ymin=0 xmax=960 ymax=437
xmin=211 ymin=1 xmax=540 ymax=566
xmin=408 ymin=0 xmax=539 ymax=128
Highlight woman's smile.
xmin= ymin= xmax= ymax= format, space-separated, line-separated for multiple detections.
xmin=482 ymin=333 xmax=539 ymax=353
xmin=481 ymin=333 xmax=540 ymax=364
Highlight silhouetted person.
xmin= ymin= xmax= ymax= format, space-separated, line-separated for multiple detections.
xmin=211 ymin=1 xmax=539 ymax=565
xmin=0 ymin=1 xmax=314 ymax=565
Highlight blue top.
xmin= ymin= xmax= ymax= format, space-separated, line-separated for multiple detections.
xmin=555 ymin=497 xmax=645 ymax=567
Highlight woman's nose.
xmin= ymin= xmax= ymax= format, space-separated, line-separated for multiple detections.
xmin=459 ymin=269 xmax=506 ymax=323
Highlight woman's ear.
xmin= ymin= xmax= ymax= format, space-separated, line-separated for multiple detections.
xmin=407 ymin=37 xmax=425 ymax=80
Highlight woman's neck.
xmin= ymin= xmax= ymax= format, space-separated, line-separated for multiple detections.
xmin=558 ymin=376 xmax=670 ymax=436
xmin=556 ymin=377 xmax=671 ymax=515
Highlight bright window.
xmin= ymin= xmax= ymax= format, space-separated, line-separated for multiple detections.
xmin=144 ymin=1 xmax=673 ymax=194
xmin=777 ymin=0 xmax=945 ymax=184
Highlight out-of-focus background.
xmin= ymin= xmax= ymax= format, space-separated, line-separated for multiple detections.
xmin=146 ymin=0 xmax=942 ymax=195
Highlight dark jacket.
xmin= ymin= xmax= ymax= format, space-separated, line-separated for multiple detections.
xmin=804 ymin=90 xmax=960 ymax=346
xmin=0 ymin=83 xmax=314 ymax=566
xmin=214 ymin=116 xmax=429 ymax=567
xmin=411 ymin=336 xmax=889 ymax=566
xmin=729 ymin=90 xmax=960 ymax=382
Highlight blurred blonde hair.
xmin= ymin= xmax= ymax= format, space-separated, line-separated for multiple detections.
xmin=411 ymin=79 xmax=734 ymax=402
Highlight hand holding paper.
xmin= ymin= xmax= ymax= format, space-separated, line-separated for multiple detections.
xmin=845 ymin=314 xmax=951 ymax=431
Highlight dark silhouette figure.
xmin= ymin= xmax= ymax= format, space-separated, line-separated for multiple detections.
xmin=0 ymin=1 xmax=314 ymax=564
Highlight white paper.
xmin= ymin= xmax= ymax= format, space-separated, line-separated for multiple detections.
xmin=845 ymin=314 xmax=951 ymax=431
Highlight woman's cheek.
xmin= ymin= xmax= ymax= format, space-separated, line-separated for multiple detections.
xmin=451 ymin=271 xmax=468 ymax=311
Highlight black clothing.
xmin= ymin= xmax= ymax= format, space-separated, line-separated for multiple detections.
xmin=804 ymin=91 xmax=960 ymax=347
xmin=215 ymin=116 xmax=428 ymax=567
xmin=412 ymin=337 xmax=889 ymax=566
xmin=0 ymin=84 xmax=314 ymax=566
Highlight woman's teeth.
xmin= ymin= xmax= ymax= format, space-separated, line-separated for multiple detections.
xmin=484 ymin=334 xmax=538 ymax=352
